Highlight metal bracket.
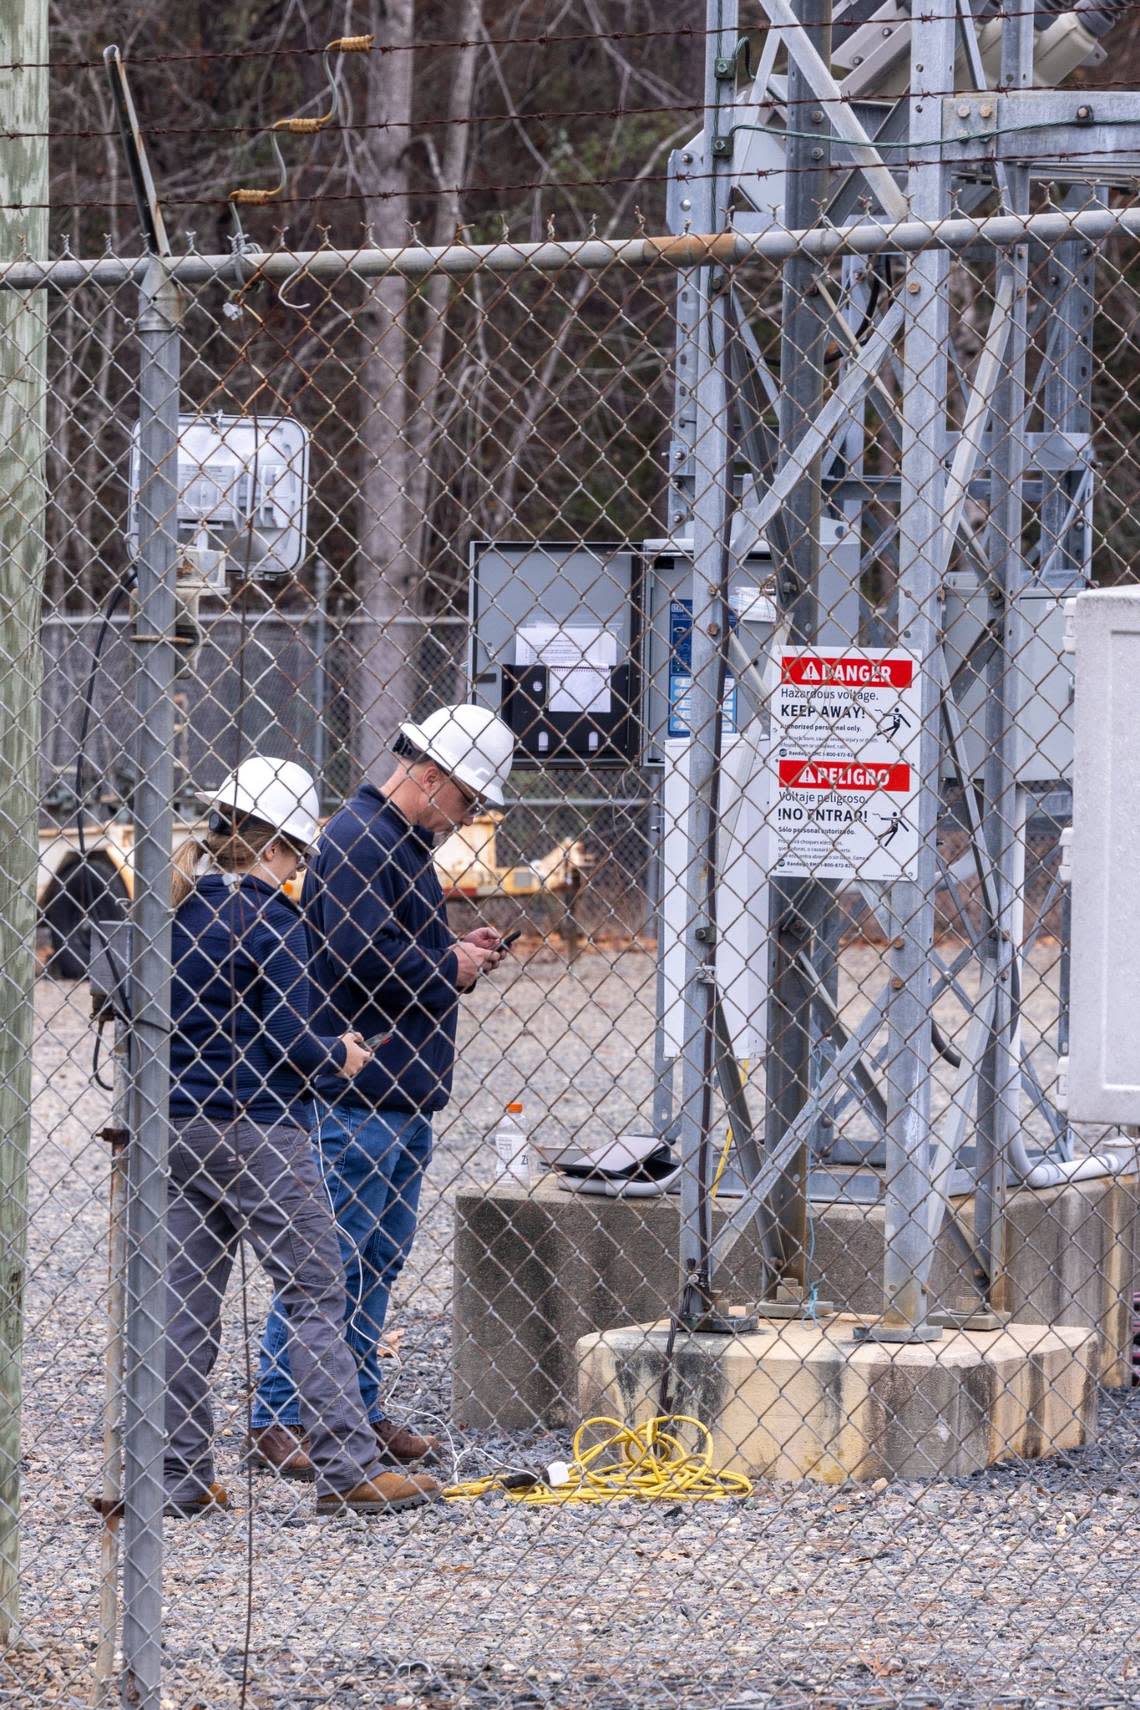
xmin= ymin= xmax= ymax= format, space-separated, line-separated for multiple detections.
xmin=761 ymin=1282 xmax=837 ymax=1319
xmin=929 ymin=1308 xmax=1012 ymax=1332
xmin=852 ymin=1322 xmax=945 ymax=1343
xmin=682 ymin=1300 xmax=763 ymax=1334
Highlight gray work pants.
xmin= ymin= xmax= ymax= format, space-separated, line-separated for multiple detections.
xmin=164 ymin=1116 xmax=382 ymax=1501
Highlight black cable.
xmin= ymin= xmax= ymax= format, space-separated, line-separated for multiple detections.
xmin=232 ymin=880 xmax=256 ymax=1710
xmin=92 ymin=1018 xmax=115 ymax=1093
xmin=75 ymin=572 xmax=135 ymax=856
xmin=694 ymin=535 xmax=733 ymax=1312
xmin=657 ymin=1312 xmax=681 ymax=1416
xmin=74 ymin=572 xmax=136 ymax=1017
xmin=823 ymin=254 xmax=886 ymax=365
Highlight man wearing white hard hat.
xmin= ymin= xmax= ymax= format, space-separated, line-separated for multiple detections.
xmin=250 ymin=705 xmax=515 ymax=1476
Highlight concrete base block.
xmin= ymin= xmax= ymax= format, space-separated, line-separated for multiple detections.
xmin=576 ymin=1316 xmax=1101 ymax=1483
xmin=452 ymin=1172 xmax=1138 ymax=1429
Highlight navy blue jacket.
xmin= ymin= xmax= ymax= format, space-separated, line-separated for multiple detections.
xmin=170 ymin=873 xmax=346 ymax=1126
xmin=306 ymin=787 xmax=459 ymax=1114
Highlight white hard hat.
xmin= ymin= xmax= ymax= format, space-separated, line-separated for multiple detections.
xmin=199 ymin=756 xmax=321 ymax=852
xmin=397 ymin=704 xmax=515 ymax=808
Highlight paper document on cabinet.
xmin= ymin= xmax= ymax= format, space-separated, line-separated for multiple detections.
xmin=516 ymin=623 xmax=617 ymax=715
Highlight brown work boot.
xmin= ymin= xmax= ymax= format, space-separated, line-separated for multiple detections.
xmin=315 ymin=1470 xmax=443 ymax=1517
xmin=373 ymin=1417 xmax=442 ymax=1466
xmin=164 ymin=1482 xmax=230 ymax=1519
xmin=245 ymin=1425 xmax=315 ymax=1482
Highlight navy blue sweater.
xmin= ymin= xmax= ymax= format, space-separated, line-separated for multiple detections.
xmin=170 ymin=873 xmax=346 ymax=1126
xmin=306 ymin=787 xmax=459 ymax=1115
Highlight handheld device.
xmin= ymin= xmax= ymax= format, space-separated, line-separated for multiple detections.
xmin=499 ymin=928 xmax=523 ymax=949
xmin=362 ymin=1032 xmax=392 ymax=1052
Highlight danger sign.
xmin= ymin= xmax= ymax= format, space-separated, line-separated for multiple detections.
xmin=768 ymin=647 xmax=921 ymax=882
xmin=781 ymin=655 xmax=914 ymax=689
xmin=779 ymin=759 xmax=911 ymax=793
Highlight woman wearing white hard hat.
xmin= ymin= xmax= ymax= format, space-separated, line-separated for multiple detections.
xmin=163 ymin=755 xmax=441 ymax=1518
xmin=251 ymin=705 xmax=516 ymax=1473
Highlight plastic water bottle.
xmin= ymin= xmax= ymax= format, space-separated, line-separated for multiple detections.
xmin=494 ymin=1102 xmax=531 ymax=1182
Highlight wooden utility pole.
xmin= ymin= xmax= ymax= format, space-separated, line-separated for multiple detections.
xmin=0 ymin=0 xmax=49 ymax=1644
xmin=356 ymin=0 xmax=420 ymax=773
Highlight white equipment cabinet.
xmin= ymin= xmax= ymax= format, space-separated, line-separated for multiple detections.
xmin=1063 ymin=584 xmax=1140 ymax=1122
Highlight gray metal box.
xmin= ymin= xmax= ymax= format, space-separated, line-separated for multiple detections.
xmin=941 ymin=576 xmax=1077 ymax=783
xmin=469 ymin=541 xmax=641 ymax=766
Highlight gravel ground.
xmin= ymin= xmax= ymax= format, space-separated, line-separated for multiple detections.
xmin=6 ymin=941 xmax=1140 ymax=1710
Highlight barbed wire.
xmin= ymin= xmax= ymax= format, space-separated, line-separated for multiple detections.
xmin=10 ymin=155 xmax=1140 ymax=219
xmin=3 ymin=95 xmax=701 ymax=141
xmin=23 ymin=71 xmax=1140 ymax=145
xmin=17 ymin=130 xmax=1140 ymax=220
xmin=14 ymin=22 xmax=705 ymax=74
xmin=14 ymin=0 xmax=1140 ymax=74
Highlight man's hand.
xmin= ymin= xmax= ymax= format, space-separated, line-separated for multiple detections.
xmin=337 ymin=1031 xmax=373 ymax=1078
xmin=452 ymin=940 xmax=500 ymax=990
xmin=457 ymin=924 xmax=508 ymax=984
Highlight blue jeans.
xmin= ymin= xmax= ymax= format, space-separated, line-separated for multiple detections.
xmin=251 ymin=1102 xmax=432 ymax=1429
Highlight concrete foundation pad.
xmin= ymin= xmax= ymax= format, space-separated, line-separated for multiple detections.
xmin=453 ymin=1172 xmax=1139 ymax=1428
xmin=576 ymin=1315 xmax=1101 ymax=1483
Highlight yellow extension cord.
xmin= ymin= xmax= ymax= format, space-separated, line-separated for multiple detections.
xmin=710 ymin=1059 xmax=749 ymax=1200
xmin=443 ymin=1415 xmax=753 ymax=1505
xmin=446 ymin=1087 xmax=756 ymax=1506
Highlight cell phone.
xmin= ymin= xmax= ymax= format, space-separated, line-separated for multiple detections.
xmin=499 ymin=928 xmax=523 ymax=950
xmin=361 ymin=1033 xmax=392 ymax=1052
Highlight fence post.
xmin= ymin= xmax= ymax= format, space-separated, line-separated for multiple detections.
xmin=972 ymin=0 xmax=1035 ymax=1316
xmin=764 ymin=0 xmax=833 ymax=1289
xmin=674 ymin=0 xmax=739 ymax=1323
xmin=120 ymin=259 xmax=182 ymax=1710
xmin=868 ymin=0 xmax=956 ymax=1339
xmin=0 ymin=0 xmax=49 ymax=1644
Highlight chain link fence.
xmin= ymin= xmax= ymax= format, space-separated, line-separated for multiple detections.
xmin=6 ymin=128 xmax=1140 ymax=1710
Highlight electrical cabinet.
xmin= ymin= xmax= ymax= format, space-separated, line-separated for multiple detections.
xmin=469 ymin=541 xmax=642 ymax=766
xmin=1063 ymin=585 xmax=1140 ymax=1123
xmin=128 ymin=413 xmax=310 ymax=581
xmin=469 ymin=524 xmax=862 ymax=769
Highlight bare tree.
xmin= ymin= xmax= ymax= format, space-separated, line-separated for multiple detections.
xmin=41 ymin=0 xmax=706 ymax=681
xmin=351 ymin=0 xmax=424 ymax=771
